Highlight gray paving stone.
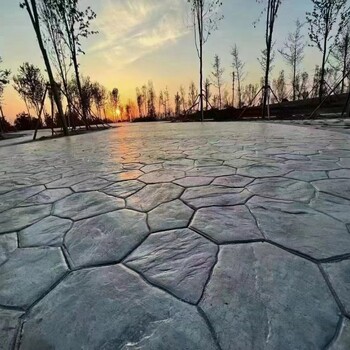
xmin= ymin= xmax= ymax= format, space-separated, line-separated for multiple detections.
xmin=237 ymin=164 xmax=289 ymax=177
xmin=0 ymin=185 xmax=45 ymax=212
xmin=19 ymin=265 xmax=218 ymax=350
xmin=247 ymin=197 xmax=350 ymax=259
xmin=339 ymin=158 xmax=350 ymax=168
xmin=247 ymin=177 xmax=315 ymax=202
xmin=0 ymin=205 xmax=51 ymax=234
xmin=126 ymin=183 xmax=183 ymax=212
xmin=0 ymin=309 xmax=23 ymax=350
xmin=71 ymin=178 xmax=111 ymax=192
xmin=0 ymin=178 xmax=38 ymax=195
xmin=190 ymin=205 xmax=263 ymax=243
xmin=0 ymin=248 xmax=68 ymax=308
xmin=141 ymin=163 xmax=163 ymax=173
xmin=224 ymin=159 xmax=257 ymax=168
xmin=286 ymin=160 xmax=340 ymax=171
xmin=212 ymin=175 xmax=254 ymax=187
xmin=310 ymin=192 xmax=350 ymax=223
xmin=186 ymin=165 xmax=236 ymax=177
xmin=323 ymin=260 xmax=350 ymax=315
xmin=18 ymin=188 xmax=72 ymax=206
xmin=181 ymin=185 xmax=252 ymax=208
xmin=101 ymin=180 xmax=145 ymax=198
xmin=125 ymin=228 xmax=218 ymax=303
xmin=285 ymin=170 xmax=328 ymax=182
xmin=312 ymin=179 xmax=350 ymax=200
xmin=328 ymin=318 xmax=350 ymax=350
xmin=148 ymin=200 xmax=194 ymax=232
xmin=100 ymin=170 xmax=144 ymax=182
xmin=173 ymin=176 xmax=214 ymax=187
xmin=46 ymin=174 xmax=93 ymax=189
xmin=19 ymin=216 xmax=72 ymax=247
xmin=53 ymin=191 xmax=124 ymax=220
xmin=329 ymin=169 xmax=350 ymax=178
xmin=200 ymin=243 xmax=340 ymax=350
xmin=0 ymin=233 xmax=17 ymax=265
xmin=65 ymin=210 xmax=149 ymax=268
xmin=139 ymin=170 xmax=185 ymax=183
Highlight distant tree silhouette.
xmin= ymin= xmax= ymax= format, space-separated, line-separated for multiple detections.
xmin=231 ymin=45 xmax=245 ymax=108
xmin=0 ymin=57 xmax=11 ymax=133
xmin=147 ymin=81 xmax=156 ymax=118
xmin=20 ymin=0 xmax=68 ymax=135
xmin=256 ymin=0 xmax=282 ymax=118
xmin=14 ymin=112 xmax=41 ymax=130
xmin=204 ymin=78 xmax=211 ymax=110
xmin=211 ymin=54 xmax=224 ymax=109
xmin=272 ymin=70 xmax=287 ymax=102
xmin=279 ymin=19 xmax=306 ymax=101
xmin=175 ymin=92 xmax=181 ymax=116
xmin=179 ymin=86 xmax=187 ymax=113
xmin=188 ymin=81 xmax=198 ymax=108
xmin=188 ymin=0 xmax=223 ymax=121
xmin=307 ymin=0 xmax=348 ymax=100
xmin=163 ymin=87 xmax=170 ymax=116
xmin=136 ymin=88 xmax=143 ymax=118
xmin=13 ymin=63 xmax=46 ymax=118
xmin=110 ymin=88 xmax=120 ymax=121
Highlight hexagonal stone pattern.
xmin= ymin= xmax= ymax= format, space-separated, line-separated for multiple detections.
xmin=191 ymin=206 xmax=263 ymax=243
xmin=0 ymin=309 xmax=23 ymax=350
xmin=19 ymin=216 xmax=72 ymax=247
xmin=247 ymin=196 xmax=350 ymax=260
xmin=312 ymin=179 xmax=350 ymax=200
xmin=53 ymin=191 xmax=124 ymax=220
xmin=126 ymin=183 xmax=183 ymax=212
xmin=101 ymin=180 xmax=145 ymax=198
xmin=0 ymin=233 xmax=17 ymax=265
xmin=0 ymin=205 xmax=51 ymax=234
xmin=2 ymin=122 xmax=350 ymax=348
xmin=148 ymin=200 xmax=194 ymax=232
xmin=199 ymin=243 xmax=340 ymax=350
xmin=328 ymin=318 xmax=350 ymax=350
xmin=0 ymin=248 xmax=68 ymax=308
xmin=125 ymin=229 xmax=218 ymax=304
xmin=19 ymin=266 xmax=218 ymax=350
xmin=323 ymin=260 xmax=350 ymax=315
xmin=181 ymin=186 xmax=252 ymax=208
xmin=65 ymin=210 xmax=149 ymax=268
xmin=247 ymin=177 xmax=315 ymax=202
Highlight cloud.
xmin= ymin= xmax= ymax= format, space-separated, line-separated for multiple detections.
xmin=91 ymin=0 xmax=191 ymax=68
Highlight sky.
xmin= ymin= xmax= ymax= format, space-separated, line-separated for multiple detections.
xmin=0 ymin=0 xmax=320 ymax=121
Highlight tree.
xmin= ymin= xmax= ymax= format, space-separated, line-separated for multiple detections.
xmin=136 ymin=88 xmax=143 ymax=118
xmin=14 ymin=112 xmax=41 ymax=130
xmin=188 ymin=81 xmax=198 ymax=108
xmin=147 ymin=81 xmax=156 ymax=118
xmin=13 ymin=63 xmax=46 ymax=117
xmin=307 ymin=0 xmax=348 ymax=100
xmin=331 ymin=22 xmax=350 ymax=93
xmin=20 ymin=0 xmax=68 ymax=135
xmin=231 ymin=44 xmax=245 ymax=108
xmin=272 ymin=70 xmax=288 ymax=102
xmin=279 ymin=19 xmax=306 ymax=101
xmin=175 ymin=92 xmax=181 ymax=116
xmin=179 ymin=86 xmax=186 ymax=113
xmin=256 ymin=0 xmax=282 ymax=118
xmin=0 ymin=57 xmax=11 ymax=133
xmin=50 ymin=0 xmax=98 ymax=128
xmin=188 ymin=0 xmax=223 ymax=121
xmin=211 ymin=54 xmax=224 ymax=109
xmin=110 ymin=88 xmax=120 ymax=121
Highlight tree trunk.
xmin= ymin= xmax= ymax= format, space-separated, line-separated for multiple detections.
xmin=199 ymin=2 xmax=204 ymax=122
xmin=27 ymin=0 xmax=68 ymax=136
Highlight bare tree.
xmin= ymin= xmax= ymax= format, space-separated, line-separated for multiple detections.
xmin=231 ymin=44 xmax=245 ymax=108
xmin=179 ymin=86 xmax=187 ymax=113
xmin=20 ymin=0 xmax=68 ymax=134
xmin=110 ymin=88 xmax=120 ymax=121
xmin=147 ymin=81 xmax=156 ymax=118
xmin=188 ymin=0 xmax=223 ymax=121
xmin=307 ymin=0 xmax=348 ymax=100
xmin=205 ymin=78 xmax=211 ymax=110
xmin=256 ymin=0 xmax=282 ymax=118
xmin=13 ymin=63 xmax=46 ymax=117
xmin=278 ymin=19 xmax=306 ymax=101
xmin=0 ymin=57 xmax=11 ymax=133
xmin=331 ymin=21 xmax=350 ymax=93
xmin=188 ymin=81 xmax=198 ymax=109
xmin=175 ymin=92 xmax=181 ymax=116
xmin=136 ymin=88 xmax=143 ymax=118
xmin=211 ymin=54 xmax=224 ymax=109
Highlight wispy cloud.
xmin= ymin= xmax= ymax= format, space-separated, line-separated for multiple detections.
xmin=91 ymin=0 xmax=190 ymax=67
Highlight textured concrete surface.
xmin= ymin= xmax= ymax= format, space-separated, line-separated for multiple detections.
xmin=0 ymin=122 xmax=350 ymax=349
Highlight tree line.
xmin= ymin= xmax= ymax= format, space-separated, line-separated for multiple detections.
xmin=1 ymin=0 xmax=350 ymax=133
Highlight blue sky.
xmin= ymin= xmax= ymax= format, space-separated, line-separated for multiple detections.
xmin=0 ymin=0 xmax=320 ymax=119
